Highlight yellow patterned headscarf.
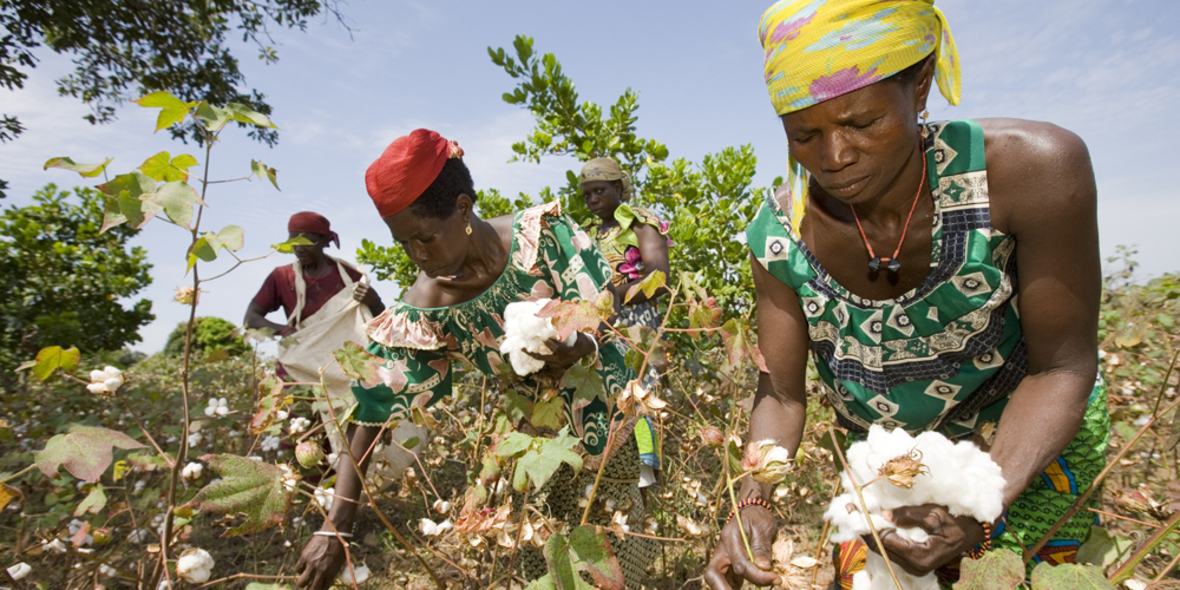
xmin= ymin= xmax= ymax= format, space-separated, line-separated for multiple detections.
xmin=579 ymin=157 xmax=635 ymax=202
xmin=758 ymin=0 xmax=961 ymax=230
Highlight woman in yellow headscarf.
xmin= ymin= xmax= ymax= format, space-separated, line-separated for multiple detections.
xmin=706 ymin=1 xmax=1107 ymax=588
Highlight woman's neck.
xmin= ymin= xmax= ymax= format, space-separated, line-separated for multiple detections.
xmin=456 ymin=217 xmax=508 ymax=283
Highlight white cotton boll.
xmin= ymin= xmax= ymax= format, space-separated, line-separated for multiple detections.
xmin=260 ymin=435 xmax=281 ymax=452
xmin=176 ymin=548 xmax=214 ymax=583
xmin=338 ymin=564 xmax=370 ymax=585
xmin=87 ymin=382 xmax=108 ymax=395
xmin=182 ymin=462 xmax=203 ymax=481
xmin=187 ymin=432 xmax=203 ymax=447
xmin=89 ymin=369 xmax=108 ymax=383
xmin=499 ymin=299 xmax=576 ymax=376
xmin=824 ymin=425 xmax=1005 ymax=589
xmin=6 ymin=562 xmax=31 ymax=581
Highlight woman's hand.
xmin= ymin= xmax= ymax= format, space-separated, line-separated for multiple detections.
xmin=865 ymin=504 xmax=986 ymax=576
xmin=294 ymin=534 xmax=348 ymax=590
xmin=526 ymin=332 xmax=596 ymax=370
xmin=704 ymin=504 xmax=781 ymax=590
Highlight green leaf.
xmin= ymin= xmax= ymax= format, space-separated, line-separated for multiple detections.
xmin=502 ymin=390 xmax=532 ymax=423
xmin=99 ymin=171 xmax=159 ymax=229
xmin=271 ymin=235 xmax=313 ymax=253
xmin=688 ymin=296 xmax=723 ymax=336
xmin=153 ymin=107 xmax=190 ymax=133
xmin=1113 ymin=321 xmax=1148 ymax=348
xmin=150 ymin=181 xmax=204 ymax=229
xmin=73 ymin=484 xmax=107 ymax=517
xmin=251 ymin=159 xmax=280 ymax=190
xmin=100 ymin=194 xmax=128 ymax=233
xmin=43 ymin=157 xmax=113 ymax=178
xmin=226 ymin=103 xmax=278 ymax=128
xmin=216 ymin=224 xmax=245 ymax=251
xmin=568 ymin=525 xmax=625 ymax=590
xmin=719 ymin=318 xmax=768 ymax=373
xmin=531 ymin=396 xmax=566 ymax=430
xmin=524 ymin=574 xmax=557 ymax=590
xmin=138 ymin=152 xmax=198 ymax=182
xmin=19 ymin=345 xmax=81 ymax=381
xmin=495 ymin=431 xmax=535 ymax=458
xmin=543 ymin=533 xmax=595 ymax=590
xmin=1076 ymin=526 xmax=1134 ymax=570
xmin=187 ymin=454 xmax=295 ymax=536
xmin=35 ymin=426 xmax=148 ymax=482
xmin=132 ymin=91 xmax=192 ymax=109
xmin=0 ymin=484 xmax=20 ymax=512
xmin=624 ymin=270 xmax=666 ymax=305
xmin=194 ymin=102 xmax=230 ymax=131
xmin=333 ymin=341 xmax=385 ymax=386
xmin=251 ymin=377 xmax=291 ymax=434
xmin=560 ymin=362 xmax=605 ymax=411
xmin=953 ymin=549 xmax=1024 ymax=589
xmin=1028 ymin=562 xmax=1115 ymax=589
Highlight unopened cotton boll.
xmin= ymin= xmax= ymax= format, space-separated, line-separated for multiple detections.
xmin=499 ymin=299 xmax=579 ymax=376
xmin=176 ymin=548 xmax=214 ymax=583
xmin=824 ymin=425 xmax=1006 ymax=590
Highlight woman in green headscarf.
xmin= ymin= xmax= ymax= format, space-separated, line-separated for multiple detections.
xmin=706 ymin=1 xmax=1107 ymax=588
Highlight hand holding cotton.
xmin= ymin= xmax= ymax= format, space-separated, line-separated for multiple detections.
xmin=499 ymin=299 xmax=578 ymax=376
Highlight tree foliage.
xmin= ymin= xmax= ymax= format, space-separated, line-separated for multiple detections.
xmin=0 ymin=0 xmax=345 ymax=196
xmin=0 ymin=184 xmax=152 ymax=391
xmin=358 ymin=35 xmax=776 ymax=325
xmin=163 ymin=317 xmax=247 ymax=358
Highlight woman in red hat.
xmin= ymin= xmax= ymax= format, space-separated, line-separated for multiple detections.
xmin=294 ymin=129 xmax=657 ymax=589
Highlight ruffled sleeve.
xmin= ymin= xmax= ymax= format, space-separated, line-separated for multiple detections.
xmin=365 ymin=304 xmax=446 ymax=349
xmin=613 ymin=204 xmax=671 ymax=249
xmin=350 ymin=340 xmax=452 ymax=425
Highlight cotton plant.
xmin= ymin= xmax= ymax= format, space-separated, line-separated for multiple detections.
xmin=204 ymin=397 xmax=229 ymax=417
xmin=823 ymin=426 xmax=1006 ymax=590
xmin=175 ymin=547 xmax=214 ymax=583
xmin=86 ymin=366 xmax=125 ymax=395
xmin=499 ymin=299 xmax=578 ymax=376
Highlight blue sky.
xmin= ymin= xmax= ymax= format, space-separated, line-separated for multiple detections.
xmin=2 ymin=0 xmax=1178 ymax=354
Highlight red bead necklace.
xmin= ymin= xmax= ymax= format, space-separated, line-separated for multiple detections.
xmin=849 ymin=147 xmax=927 ymax=274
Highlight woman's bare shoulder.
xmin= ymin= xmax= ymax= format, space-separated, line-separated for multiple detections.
xmin=976 ymin=118 xmax=1095 ymax=235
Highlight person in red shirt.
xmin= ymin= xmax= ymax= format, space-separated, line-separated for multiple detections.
xmin=246 ymin=212 xmax=384 ymax=335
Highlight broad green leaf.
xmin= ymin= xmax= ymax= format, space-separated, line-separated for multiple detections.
xmin=226 ymin=103 xmax=278 ymax=128
xmin=73 ymin=484 xmax=107 ymax=517
xmin=537 ymin=299 xmax=603 ymax=340
xmin=35 ymin=426 xmax=147 ymax=482
xmin=624 ymin=270 xmax=666 ymax=305
xmin=524 ymin=574 xmax=557 ymax=590
xmin=561 ymin=362 xmax=605 ymax=411
xmin=188 ymin=454 xmax=295 ymax=536
xmin=187 ymin=236 xmax=216 ymax=272
xmin=251 ymin=160 xmax=280 ymax=190
xmin=333 ymin=341 xmax=384 ymax=386
xmin=43 ymin=157 xmax=113 ymax=178
xmin=138 ymin=152 xmax=198 ymax=182
xmin=495 ymin=431 xmax=535 ymax=458
xmin=251 ymin=376 xmax=291 ymax=433
xmin=531 ymin=396 xmax=566 ymax=430
xmin=953 ymin=549 xmax=1024 ymax=589
xmin=568 ymin=525 xmax=625 ymax=590
xmin=150 ymin=180 xmax=203 ymax=229
xmin=100 ymin=171 xmax=159 ymax=229
xmin=217 ymin=224 xmax=245 ymax=251
xmin=194 ymin=101 xmax=230 ymax=132
xmin=1028 ymin=562 xmax=1115 ymax=589
xmin=1076 ymin=526 xmax=1134 ymax=570
xmin=19 ymin=345 xmax=81 ymax=381
xmin=132 ymin=91 xmax=191 ymax=109
xmin=153 ymin=107 xmax=190 ymax=133
xmin=688 ymin=296 xmax=723 ymax=336
xmin=271 ymin=235 xmax=313 ymax=253
xmin=502 ymin=390 xmax=531 ymax=423
xmin=100 ymin=196 xmax=128 ymax=233
xmin=543 ymin=533 xmax=595 ymax=590
xmin=719 ymin=318 xmax=768 ymax=373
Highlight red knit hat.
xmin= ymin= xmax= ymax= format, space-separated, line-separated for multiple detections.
xmin=365 ymin=128 xmax=464 ymax=218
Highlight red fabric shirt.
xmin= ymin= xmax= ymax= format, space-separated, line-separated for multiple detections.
xmin=251 ymin=263 xmax=363 ymax=323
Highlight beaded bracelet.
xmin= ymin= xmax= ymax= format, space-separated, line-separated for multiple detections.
xmin=726 ymin=498 xmax=774 ymax=524
xmin=312 ymin=530 xmax=353 ymax=538
xmin=964 ymin=521 xmax=993 ymax=559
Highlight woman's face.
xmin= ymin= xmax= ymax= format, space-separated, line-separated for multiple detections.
xmin=289 ymin=231 xmax=327 ymax=266
xmin=581 ymin=180 xmax=623 ymax=221
xmin=383 ymin=197 xmax=472 ymax=279
xmin=780 ymin=78 xmax=924 ymax=206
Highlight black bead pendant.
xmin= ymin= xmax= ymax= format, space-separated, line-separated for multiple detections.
xmin=869 ymin=257 xmax=882 ymax=272
xmin=887 ymin=258 xmax=902 ymax=273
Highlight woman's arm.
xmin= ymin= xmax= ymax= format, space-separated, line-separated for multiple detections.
xmin=875 ymin=120 xmax=1101 ymax=574
xmin=244 ymin=301 xmax=290 ymax=335
xmin=704 ymin=252 xmax=812 ymax=590
xmin=612 ymin=223 xmax=671 ymax=305
xmin=295 ymin=424 xmax=381 ymax=590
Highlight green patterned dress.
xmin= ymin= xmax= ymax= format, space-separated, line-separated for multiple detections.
xmin=351 ymin=202 xmax=656 ymax=587
xmin=746 ymin=120 xmax=1109 ymax=583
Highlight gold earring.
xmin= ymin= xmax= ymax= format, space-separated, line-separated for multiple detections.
xmin=465 ymin=223 xmax=472 ymax=236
